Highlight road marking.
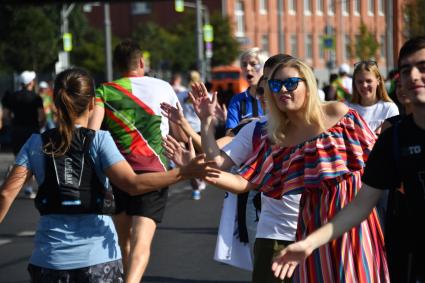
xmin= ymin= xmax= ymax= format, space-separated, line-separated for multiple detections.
xmin=168 ymin=184 xmax=191 ymax=197
xmin=0 ymin=239 xmax=12 ymax=246
xmin=17 ymin=230 xmax=36 ymax=237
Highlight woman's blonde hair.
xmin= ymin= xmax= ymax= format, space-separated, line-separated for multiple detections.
xmin=265 ymin=58 xmax=324 ymax=146
xmin=351 ymin=61 xmax=392 ymax=104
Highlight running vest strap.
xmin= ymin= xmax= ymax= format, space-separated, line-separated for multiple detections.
xmin=35 ymin=128 xmax=115 ymax=215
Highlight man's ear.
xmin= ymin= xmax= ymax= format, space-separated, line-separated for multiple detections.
xmin=139 ymin=57 xmax=145 ymax=69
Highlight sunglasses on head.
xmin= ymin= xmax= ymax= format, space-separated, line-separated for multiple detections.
xmin=354 ymin=60 xmax=378 ymax=68
xmin=268 ymin=77 xmax=305 ymax=93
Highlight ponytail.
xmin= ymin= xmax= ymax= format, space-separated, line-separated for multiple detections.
xmin=45 ymin=68 xmax=95 ymax=156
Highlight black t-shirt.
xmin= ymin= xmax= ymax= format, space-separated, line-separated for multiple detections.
xmin=2 ymin=88 xmax=44 ymax=129
xmin=363 ymin=114 xmax=425 ymax=202
xmin=362 ymin=114 xmax=425 ymax=254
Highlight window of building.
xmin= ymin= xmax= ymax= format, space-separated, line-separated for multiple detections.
xmin=328 ymin=0 xmax=335 ymax=16
xmin=380 ymin=34 xmax=386 ymax=58
xmin=368 ymin=0 xmax=375 ymax=15
xmin=131 ymin=2 xmax=152 ymax=15
xmin=304 ymin=0 xmax=312 ymax=15
xmin=319 ymin=35 xmax=325 ymax=59
xmin=344 ymin=34 xmax=351 ymax=60
xmin=235 ymin=0 xmax=245 ymax=36
xmin=316 ymin=0 xmax=323 ymax=14
xmin=291 ymin=34 xmax=298 ymax=56
xmin=342 ymin=0 xmax=349 ymax=16
xmin=378 ymin=0 xmax=384 ymax=15
xmin=83 ymin=2 xmax=100 ymax=13
xmin=354 ymin=0 xmax=360 ymax=15
xmin=281 ymin=35 xmax=286 ymax=53
xmin=262 ymin=34 xmax=270 ymax=52
xmin=305 ymin=34 xmax=313 ymax=58
xmin=289 ymin=0 xmax=296 ymax=14
xmin=260 ymin=0 xmax=268 ymax=13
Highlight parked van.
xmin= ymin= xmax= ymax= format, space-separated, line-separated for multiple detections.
xmin=210 ymin=65 xmax=248 ymax=96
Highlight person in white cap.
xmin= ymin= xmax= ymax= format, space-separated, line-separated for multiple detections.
xmin=328 ymin=63 xmax=353 ymax=101
xmin=2 ymin=70 xmax=45 ymax=198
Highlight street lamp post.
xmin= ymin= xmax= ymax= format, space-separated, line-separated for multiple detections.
xmin=60 ymin=3 xmax=75 ymax=70
xmin=104 ymin=3 xmax=113 ymax=82
xmin=196 ymin=0 xmax=205 ymax=80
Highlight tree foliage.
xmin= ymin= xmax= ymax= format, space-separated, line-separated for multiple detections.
xmin=0 ymin=4 xmax=109 ymax=78
xmin=69 ymin=6 xmax=107 ymax=77
xmin=0 ymin=5 xmax=59 ymax=73
xmin=132 ymin=11 xmax=240 ymax=75
xmin=404 ymin=0 xmax=425 ymax=37
xmin=0 ymin=4 xmax=240 ymax=80
xmin=351 ymin=22 xmax=380 ymax=60
xmin=210 ymin=13 xmax=240 ymax=67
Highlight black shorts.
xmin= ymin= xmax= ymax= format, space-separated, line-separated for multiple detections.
xmin=113 ymin=184 xmax=168 ymax=223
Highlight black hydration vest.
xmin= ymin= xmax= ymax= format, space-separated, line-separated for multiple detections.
xmin=35 ymin=128 xmax=115 ymax=215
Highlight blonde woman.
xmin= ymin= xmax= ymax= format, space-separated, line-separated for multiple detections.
xmin=346 ymin=60 xmax=399 ymax=134
xmin=205 ymin=57 xmax=389 ymax=282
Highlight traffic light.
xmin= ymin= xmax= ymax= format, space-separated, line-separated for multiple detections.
xmin=175 ymin=0 xmax=184 ymax=12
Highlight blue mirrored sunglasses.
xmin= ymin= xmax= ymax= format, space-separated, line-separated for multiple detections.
xmin=268 ymin=77 xmax=305 ymax=93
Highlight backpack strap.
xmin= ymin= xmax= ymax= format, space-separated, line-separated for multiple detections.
xmin=251 ymin=95 xmax=259 ymax=117
xmin=240 ymin=95 xmax=247 ymax=119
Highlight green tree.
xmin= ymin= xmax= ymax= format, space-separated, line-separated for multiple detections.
xmin=210 ymin=13 xmax=240 ymax=67
xmin=132 ymin=11 xmax=240 ymax=75
xmin=351 ymin=22 xmax=380 ymax=60
xmin=404 ymin=0 xmax=425 ymax=37
xmin=0 ymin=5 xmax=59 ymax=73
xmin=69 ymin=6 xmax=107 ymax=77
xmin=133 ymin=22 xmax=180 ymax=72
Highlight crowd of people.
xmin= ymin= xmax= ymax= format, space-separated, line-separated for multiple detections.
xmin=0 ymin=35 xmax=424 ymax=283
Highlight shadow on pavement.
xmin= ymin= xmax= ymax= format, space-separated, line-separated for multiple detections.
xmin=143 ymin=276 xmax=248 ymax=283
xmin=156 ymin=226 xmax=218 ymax=235
xmin=0 ymin=256 xmax=30 ymax=270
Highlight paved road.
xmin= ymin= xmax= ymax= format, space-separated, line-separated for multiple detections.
xmin=0 ymin=153 xmax=251 ymax=283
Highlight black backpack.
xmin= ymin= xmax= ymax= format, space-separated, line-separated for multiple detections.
xmin=35 ymin=128 xmax=115 ymax=215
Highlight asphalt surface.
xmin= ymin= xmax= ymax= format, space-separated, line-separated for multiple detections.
xmin=0 ymin=152 xmax=251 ymax=283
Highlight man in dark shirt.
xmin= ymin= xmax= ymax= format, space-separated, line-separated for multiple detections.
xmin=270 ymin=37 xmax=425 ymax=283
xmin=2 ymin=70 xmax=45 ymax=198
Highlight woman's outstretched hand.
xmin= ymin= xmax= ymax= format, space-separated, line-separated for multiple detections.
xmin=160 ymin=102 xmax=185 ymax=126
xmin=189 ymin=82 xmax=217 ymax=121
xmin=180 ymin=154 xmax=220 ymax=180
xmin=271 ymin=240 xmax=313 ymax=280
xmin=215 ymin=102 xmax=227 ymax=123
xmin=163 ymin=135 xmax=195 ymax=167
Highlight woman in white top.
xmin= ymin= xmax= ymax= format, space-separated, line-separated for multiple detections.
xmin=346 ymin=60 xmax=399 ymax=134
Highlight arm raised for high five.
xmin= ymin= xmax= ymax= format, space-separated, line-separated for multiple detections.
xmin=162 ymin=135 xmax=196 ymax=167
xmin=160 ymin=102 xmax=202 ymax=152
xmin=189 ymin=82 xmax=236 ymax=169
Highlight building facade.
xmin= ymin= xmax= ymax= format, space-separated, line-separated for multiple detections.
xmin=84 ymin=0 xmax=406 ymax=81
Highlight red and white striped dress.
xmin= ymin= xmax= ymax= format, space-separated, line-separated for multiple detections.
xmin=239 ymin=109 xmax=390 ymax=283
